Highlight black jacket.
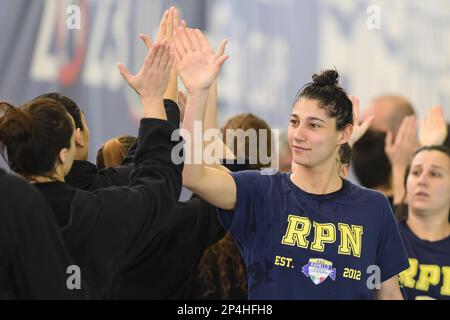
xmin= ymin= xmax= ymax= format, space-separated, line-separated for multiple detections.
xmin=35 ymin=118 xmax=183 ymax=299
xmin=0 ymin=170 xmax=85 ymax=299
xmin=65 ymin=99 xmax=180 ymax=191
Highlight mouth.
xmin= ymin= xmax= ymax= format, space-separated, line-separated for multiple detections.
xmin=292 ymin=146 xmax=311 ymax=152
xmin=414 ymin=191 xmax=430 ymax=198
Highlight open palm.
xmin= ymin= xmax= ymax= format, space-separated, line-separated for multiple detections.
xmin=174 ymin=28 xmax=228 ymax=93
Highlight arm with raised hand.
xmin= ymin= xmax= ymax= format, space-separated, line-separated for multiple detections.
xmin=118 ymin=37 xmax=174 ymax=120
xmin=349 ymin=96 xmax=374 ymax=148
xmin=203 ymin=78 xmax=235 ymax=173
xmin=419 ymin=106 xmax=448 ymax=147
xmin=385 ymin=116 xmax=419 ymax=205
xmin=156 ymin=7 xmax=181 ymax=102
xmin=174 ymin=26 xmax=237 ymax=210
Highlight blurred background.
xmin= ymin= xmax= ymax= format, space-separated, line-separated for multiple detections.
xmin=0 ymin=0 xmax=449 ymax=163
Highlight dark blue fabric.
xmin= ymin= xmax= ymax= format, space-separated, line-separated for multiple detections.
xmin=218 ymin=171 xmax=409 ymax=300
xmin=398 ymin=221 xmax=450 ymax=300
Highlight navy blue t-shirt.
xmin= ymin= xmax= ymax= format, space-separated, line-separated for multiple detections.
xmin=218 ymin=171 xmax=410 ymax=300
xmin=398 ymin=221 xmax=450 ymax=300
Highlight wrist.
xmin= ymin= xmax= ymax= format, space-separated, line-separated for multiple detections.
xmin=392 ymin=165 xmax=408 ymax=176
xmin=140 ymin=95 xmax=163 ymax=104
xmin=187 ymin=89 xmax=210 ymax=99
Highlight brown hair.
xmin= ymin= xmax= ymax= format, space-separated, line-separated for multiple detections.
xmin=99 ymin=135 xmax=136 ymax=169
xmin=198 ymin=113 xmax=272 ymax=299
xmin=0 ymin=98 xmax=74 ymax=179
xmin=221 ymin=113 xmax=273 ymax=171
xmin=396 ymin=145 xmax=450 ymax=221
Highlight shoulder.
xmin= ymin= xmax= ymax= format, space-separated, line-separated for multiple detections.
xmin=345 ymin=180 xmax=390 ymax=206
xmin=230 ymin=170 xmax=287 ymax=189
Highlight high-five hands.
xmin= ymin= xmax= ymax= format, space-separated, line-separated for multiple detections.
xmin=118 ymin=39 xmax=174 ymax=101
xmin=173 ymin=26 xmax=228 ymax=93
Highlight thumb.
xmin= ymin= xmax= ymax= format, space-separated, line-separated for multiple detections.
xmin=385 ymin=131 xmax=394 ymax=149
xmin=117 ymin=63 xmax=133 ymax=84
xmin=139 ymin=34 xmax=153 ymax=49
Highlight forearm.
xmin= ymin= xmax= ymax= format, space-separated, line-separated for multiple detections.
xmin=392 ymin=165 xmax=407 ymax=205
xmin=182 ymin=89 xmax=209 ymax=187
xmin=141 ymin=97 xmax=167 ymax=120
xmin=203 ymin=80 xmax=235 ymax=166
xmin=163 ymin=68 xmax=178 ymax=102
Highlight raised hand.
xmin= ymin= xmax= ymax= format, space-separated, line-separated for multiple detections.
xmin=385 ymin=115 xmax=419 ymax=167
xmin=173 ymin=27 xmax=228 ymax=93
xmin=157 ymin=6 xmax=180 ymax=43
xmin=419 ymin=106 xmax=448 ymax=146
xmin=349 ymin=96 xmax=374 ymax=147
xmin=118 ymin=39 xmax=174 ymax=100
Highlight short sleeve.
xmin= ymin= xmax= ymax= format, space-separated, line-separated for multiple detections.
xmin=217 ymin=170 xmax=267 ymax=247
xmin=375 ymin=195 xmax=410 ymax=282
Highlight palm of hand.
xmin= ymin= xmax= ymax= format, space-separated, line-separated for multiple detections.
xmin=178 ymin=51 xmax=217 ymax=93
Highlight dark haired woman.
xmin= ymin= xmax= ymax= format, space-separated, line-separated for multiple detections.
xmin=175 ymin=26 xmax=409 ymax=299
xmin=0 ymin=168 xmax=85 ymax=299
xmin=0 ymin=40 xmax=182 ymax=298
xmin=395 ymin=146 xmax=450 ymax=300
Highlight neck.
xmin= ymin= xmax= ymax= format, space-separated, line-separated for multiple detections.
xmin=407 ymin=208 xmax=450 ymax=242
xmin=291 ymin=160 xmax=342 ymax=195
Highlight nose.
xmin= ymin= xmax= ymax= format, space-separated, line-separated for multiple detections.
xmin=417 ymin=172 xmax=429 ymax=186
xmin=293 ymin=123 xmax=307 ymax=142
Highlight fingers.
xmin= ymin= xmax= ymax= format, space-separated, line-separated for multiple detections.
xmin=215 ymin=54 xmax=229 ymax=69
xmin=385 ymin=131 xmax=394 ymax=149
xmin=349 ymin=96 xmax=360 ymax=122
xmin=139 ymin=34 xmax=152 ymax=49
xmin=154 ymin=40 xmax=167 ymax=69
xmin=173 ymin=7 xmax=180 ymax=31
xmin=144 ymin=42 xmax=161 ymax=70
xmin=405 ymin=116 xmax=418 ymax=145
xmin=160 ymin=43 xmax=175 ymax=73
xmin=214 ymin=39 xmax=228 ymax=62
xmin=167 ymin=7 xmax=175 ymax=40
xmin=117 ymin=63 xmax=133 ymax=84
xmin=359 ymin=115 xmax=374 ymax=133
xmin=158 ymin=10 xmax=169 ymax=41
xmin=195 ymin=29 xmax=211 ymax=53
xmin=175 ymin=26 xmax=192 ymax=54
xmin=187 ymin=28 xmax=201 ymax=50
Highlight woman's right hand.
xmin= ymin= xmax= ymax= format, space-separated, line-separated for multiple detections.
xmin=419 ymin=106 xmax=448 ymax=146
xmin=173 ymin=27 xmax=228 ymax=94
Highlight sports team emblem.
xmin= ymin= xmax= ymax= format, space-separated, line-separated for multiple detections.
xmin=302 ymin=258 xmax=336 ymax=285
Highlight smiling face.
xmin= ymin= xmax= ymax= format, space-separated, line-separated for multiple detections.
xmin=406 ymin=150 xmax=450 ymax=215
xmin=287 ymin=98 xmax=351 ymax=170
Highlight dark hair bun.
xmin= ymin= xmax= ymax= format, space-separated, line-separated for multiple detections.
xmin=0 ymin=105 xmax=35 ymax=147
xmin=312 ymin=70 xmax=339 ymax=86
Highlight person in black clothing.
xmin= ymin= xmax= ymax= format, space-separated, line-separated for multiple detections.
xmin=0 ymin=169 xmax=85 ymax=299
xmin=0 ymin=40 xmax=182 ymax=299
xmin=34 ymin=93 xmax=181 ymax=192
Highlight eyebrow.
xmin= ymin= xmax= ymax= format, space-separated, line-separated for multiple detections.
xmin=412 ymin=164 xmax=447 ymax=171
xmin=290 ymin=114 xmax=326 ymax=124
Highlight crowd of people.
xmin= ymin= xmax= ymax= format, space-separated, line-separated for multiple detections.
xmin=0 ymin=7 xmax=449 ymax=300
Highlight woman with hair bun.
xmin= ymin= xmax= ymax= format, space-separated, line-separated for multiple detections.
xmin=0 ymin=40 xmax=182 ymax=299
xmin=174 ymin=26 xmax=409 ymax=300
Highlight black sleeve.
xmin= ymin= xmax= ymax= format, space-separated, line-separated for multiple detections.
xmin=117 ymin=196 xmax=225 ymax=299
xmin=66 ymin=160 xmax=131 ymax=191
xmin=121 ymin=99 xmax=179 ymax=166
xmin=0 ymin=172 xmax=86 ymax=299
xmin=83 ymin=118 xmax=183 ymax=295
